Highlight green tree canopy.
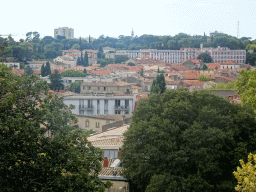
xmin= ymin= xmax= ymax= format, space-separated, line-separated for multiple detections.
xmin=150 ymin=73 xmax=166 ymax=94
xmin=236 ymin=69 xmax=256 ymax=110
xmin=24 ymin=65 xmax=34 ymax=75
xmin=121 ymin=89 xmax=256 ymax=192
xmin=61 ymin=70 xmax=86 ymax=77
xmin=49 ymin=69 xmax=64 ymax=91
xmin=197 ymin=52 xmax=213 ymax=63
xmin=198 ymin=74 xmax=211 ymax=81
xmin=114 ymin=55 xmax=129 ymax=64
xmin=0 ymin=65 xmax=111 ymax=191
xmin=69 ymin=81 xmax=83 ymax=93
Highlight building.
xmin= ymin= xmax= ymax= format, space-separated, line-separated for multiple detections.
xmin=115 ymin=46 xmax=246 ymax=65
xmin=80 ymin=82 xmax=131 ymax=95
xmin=54 ymin=27 xmax=74 ymax=39
xmin=2 ymin=62 xmax=20 ymax=70
xmin=87 ymin=125 xmax=130 ymax=191
xmin=63 ymin=94 xmax=136 ymax=115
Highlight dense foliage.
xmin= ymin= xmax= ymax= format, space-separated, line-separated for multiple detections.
xmin=0 ymin=65 xmax=111 ymax=191
xmin=121 ymin=89 xmax=256 ymax=192
xmin=49 ymin=69 xmax=65 ymax=91
xmin=198 ymin=74 xmax=211 ymax=81
xmin=197 ymin=52 xmax=213 ymax=63
xmin=69 ymin=81 xmax=83 ymax=93
xmin=208 ymin=81 xmax=237 ymax=90
xmin=61 ymin=69 xmax=86 ymax=77
xmin=233 ymin=153 xmax=256 ymax=191
xmin=236 ymin=69 xmax=256 ymax=110
xmin=1 ymin=32 xmax=255 ymax=65
xmin=150 ymin=73 xmax=166 ymax=94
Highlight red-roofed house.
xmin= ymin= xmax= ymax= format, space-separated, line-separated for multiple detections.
xmin=207 ymin=63 xmax=221 ymax=70
xmin=220 ymin=61 xmax=240 ymax=70
xmin=183 ymin=59 xmax=204 ymax=69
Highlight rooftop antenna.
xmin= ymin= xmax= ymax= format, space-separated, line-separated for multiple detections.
xmin=237 ymin=21 xmax=240 ymax=39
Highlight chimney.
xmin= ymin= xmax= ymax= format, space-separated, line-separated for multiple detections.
xmin=103 ymin=157 xmax=108 ymax=167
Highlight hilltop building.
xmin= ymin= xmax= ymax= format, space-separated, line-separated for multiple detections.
xmin=116 ymin=45 xmax=246 ymax=65
xmin=54 ymin=27 xmax=74 ymax=39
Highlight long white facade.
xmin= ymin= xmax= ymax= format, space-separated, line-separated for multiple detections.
xmin=116 ymin=46 xmax=246 ymax=64
xmin=63 ymin=95 xmax=136 ymax=115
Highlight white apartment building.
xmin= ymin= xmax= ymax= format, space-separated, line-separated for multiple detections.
xmin=116 ymin=46 xmax=246 ymax=65
xmin=63 ymin=95 xmax=136 ymax=115
xmin=54 ymin=27 xmax=74 ymax=39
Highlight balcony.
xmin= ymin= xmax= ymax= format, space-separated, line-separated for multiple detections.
xmin=114 ymin=105 xmax=129 ymax=110
xmin=79 ymin=105 xmax=93 ymax=111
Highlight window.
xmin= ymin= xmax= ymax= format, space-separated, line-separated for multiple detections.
xmin=104 ymin=150 xmax=118 ymax=159
xmin=117 ymin=87 xmax=120 ymax=91
xmin=115 ymin=110 xmax=121 ymax=114
xmin=88 ymin=100 xmax=92 ymax=108
xmin=104 ymin=110 xmax=108 ymax=114
xmin=125 ymin=100 xmax=129 ymax=108
xmin=103 ymin=86 xmax=107 ymax=91
xmin=85 ymin=120 xmax=89 ymax=127
xmin=96 ymin=121 xmax=100 ymax=128
xmin=97 ymin=87 xmax=100 ymax=91
xmin=88 ymin=87 xmax=91 ymax=91
xmin=115 ymin=100 xmax=120 ymax=107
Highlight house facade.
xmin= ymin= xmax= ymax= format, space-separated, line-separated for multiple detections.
xmin=63 ymin=95 xmax=136 ymax=115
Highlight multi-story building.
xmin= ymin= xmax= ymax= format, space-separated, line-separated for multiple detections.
xmin=80 ymin=82 xmax=131 ymax=95
xmin=54 ymin=27 xmax=74 ymax=39
xmin=115 ymin=45 xmax=246 ymax=65
xmin=63 ymin=94 xmax=136 ymax=115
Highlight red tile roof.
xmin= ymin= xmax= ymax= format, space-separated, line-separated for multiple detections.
xmin=221 ymin=61 xmax=239 ymax=65
xmin=207 ymin=63 xmax=221 ymax=70
xmin=87 ymin=69 xmax=113 ymax=76
xmin=183 ymin=80 xmax=206 ymax=87
xmin=184 ymin=59 xmax=202 ymax=64
xmin=182 ymin=71 xmax=200 ymax=80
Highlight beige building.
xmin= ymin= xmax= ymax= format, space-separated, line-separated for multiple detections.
xmin=54 ymin=27 xmax=74 ymax=39
xmin=75 ymin=114 xmax=132 ymax=132
xmin=80 ymin=82 xmax=131 ymax=94
xmin=88 ymin=125 xmax=130 ymax=192
xmin=28 ymin=61 xmax=46 ymax=70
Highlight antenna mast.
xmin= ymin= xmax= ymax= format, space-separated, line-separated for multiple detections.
xmin=237 ymin=21 xmax=240 ymax=39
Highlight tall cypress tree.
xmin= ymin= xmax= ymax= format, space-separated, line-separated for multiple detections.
xmin=150 ymin=73 xmax=166 ymax=94
xmin=45 ymin=61 xmax=51 ymax=76
xmin=84 ymin=51 xmax=89 ymax=67
xmin=41 ymin=64 xmax=45 ymax=77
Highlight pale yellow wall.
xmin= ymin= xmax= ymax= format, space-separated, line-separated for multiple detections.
xmin=81 ymin=86 xmax=129 ymax=94
xmin=77 ymin=116 xmax=114 ymax=132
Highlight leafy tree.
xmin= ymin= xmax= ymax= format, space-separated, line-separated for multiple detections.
xmin=49 ymin=69 xmax=64 ymax=91
xmin=197 ymin=52 xmax=213 ymax=63
xmin=121 ymin=89 xmax=256 ymax=192
xmin=236 ymin=69 xmax=256 ymax=110
xmin=97 ymin=46 xmax=105 ymax=59
xmin=246 ymin=52 xmax=256 ymax=66
xmin=45 ymin=61 xmax=51 ymax=76
xmin=202 ymin=64 xmax=208 ymax=70
xmin=69 ymin=81 xmax=83 ymax=93
xmin=208 ymin=82 xmax=237 ymax=90
xmin=233 ymin=153 xmax=256 ymax=192
xmin=127 ymin=62 xmax=135 ymax=66
xmin=84 ymin=51 xmax=89 ymax=67
xmin=41 ymin=64 xmax=45 ymax=77
xmin=114 ymin=55 xmax=129 ymax=64
xmin=198 ymin=75 xmax=211 ymax=81
xmin=97 ymin=58 xmax=114 ymax=67
xmin=150 ymin=73 xmax=166 ymax=94
xmin=71 ymin=44 xmax=80 ymax=50
xmin=61 ymin=70 xmax=86 ymax=77
xmin=0 ymin=65 xmax=112 ymax=191
xmin=24 ymin=65 xmax=34 ymax=75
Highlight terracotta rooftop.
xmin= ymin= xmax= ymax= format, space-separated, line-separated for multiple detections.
xmin=221 ymin=61 xmax=239 ymax=65
xmin=182 ymin=71 xmax=200 ymax=80
xmin=207 ymin=63 xmax=221 ymax=70
xmin=87 ymin=69 xmax=113 ymax=76
xmin=184 ymin=59 xmax=202 ymax=64
xmin=183 ymin=80 xmax=206 ymax=87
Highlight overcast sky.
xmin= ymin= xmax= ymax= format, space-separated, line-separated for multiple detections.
xmin=1 ymin=0 xmax=255 ymax=41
